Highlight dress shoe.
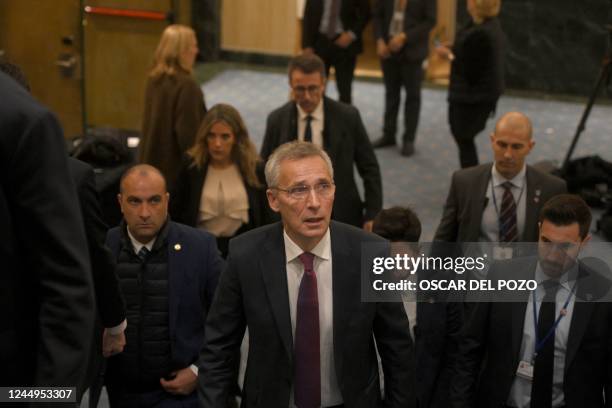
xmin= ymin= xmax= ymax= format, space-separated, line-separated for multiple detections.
xmin=401 ymin=142 xmax=415 ymax=157
xmin=372 ymin=136 xmax=396 ymax=148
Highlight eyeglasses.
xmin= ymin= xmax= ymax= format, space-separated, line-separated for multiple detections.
xmin=292 ymin=85 xmax=322 ymax=96
xmin=273 ymin=182 xmax=335 ymax=200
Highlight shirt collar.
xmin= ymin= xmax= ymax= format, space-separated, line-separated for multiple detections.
xmin=127 ymin=227 xmax=156 ymax=254
xmin=491 ymin=163 xmax=526 ymax=189
xmin=283 ymin=228 xmax=331 ymax=264
xmin=297 ymin=98 xmax=324 ymax=123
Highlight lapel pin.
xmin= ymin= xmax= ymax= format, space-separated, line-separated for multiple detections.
xmin=174 ymin=243 xmax=182 ymax=251
xmin=534 ymin=189 xmax=541 ymax=203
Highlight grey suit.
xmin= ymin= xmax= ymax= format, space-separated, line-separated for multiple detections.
xmin=434 ymin=163 xmax=567 ymax=242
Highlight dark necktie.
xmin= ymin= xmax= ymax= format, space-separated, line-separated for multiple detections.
xmin=137 ymin=246 xmax=149 ymax=262
xmin=530 ymin=279 xmax=560 ymax=408
xmin=295 ymin=252 xmax=320 ymax=408
xmin=304 ymin=115 xmax=313 ymax=143
xmin=327 ymin=0 xmax=341 ymax=39
xmin=499 ymin=181 xmax=518 ymax=242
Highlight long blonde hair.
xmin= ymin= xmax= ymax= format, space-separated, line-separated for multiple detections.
xmin=187 ymin=104 xmax=263 ymax=188
xmin=149 ymin=24 xmax=196 ymax=78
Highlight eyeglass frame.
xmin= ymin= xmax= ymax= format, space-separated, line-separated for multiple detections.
xmin=292 ymin=84 xmax=323 ymax=96
xmin=271 ymin=182 xmax=335 ymax=200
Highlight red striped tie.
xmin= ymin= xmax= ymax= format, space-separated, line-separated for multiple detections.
xmin=295 ymin=252 xmax=320 ymax=408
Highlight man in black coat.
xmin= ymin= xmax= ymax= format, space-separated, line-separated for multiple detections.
xmin=105 ymin=164 xmax=222 ymax=408
xmin=302 ymin=0 xmax=371 ymax=104
xmin=371 ymin=0 xmax=436 ymax=156
xmin=261 ymin=54 xmax=382 ymax=230
xmin=451 ymin=194 xmax=612 ymax=408
xmin=0 ymin=71 xmax=95 ymax=391
xmin=199 ymin=142 xmax=414 ymax=408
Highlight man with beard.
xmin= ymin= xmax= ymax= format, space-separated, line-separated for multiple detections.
xmin=434 ymin=111 xmax=566 ymax=243
xmin=451 ymin=194 xmax=612 ymax=408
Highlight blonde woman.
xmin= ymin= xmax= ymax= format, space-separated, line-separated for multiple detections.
xmin=140 ymin=24 xmax=207 ymax=190
xmin=170 ymin=104 xmax=270 ymax=258
xmin=436 ymin=0 xmax=505 ymax=168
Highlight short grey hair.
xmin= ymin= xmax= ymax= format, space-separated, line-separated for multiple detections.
xmin=264 ymin=141 xmax=334 ymax=188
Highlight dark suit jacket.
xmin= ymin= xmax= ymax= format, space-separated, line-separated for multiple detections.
xmin=451 ymin=257 xmax=612 ymax=408
xmin=106 ymin=221 xmax=223 ymax=369
xmin=170 ymin=157 xmax=270 ymax=233
xmin=69 ymin=158 xmax=126 ymax=328
xmin=0 ymin=72 xmax=95 ymax=388
xmin=302 ymin=0 xmax=371 ymax=54
xmin=373 ymin=0 xmax=436 ymax=62
xmin=448 ymin=17 xmax=506 ymax=104
xmin=414 ymin=287 xmax=463 ymax=408
xmin=260 ymin=96 xmax=382 ymax=226
xmin=199 ymin=221 xmax=415 ymax=407
xmin=434 ymin=163 xmax=567 ymax=242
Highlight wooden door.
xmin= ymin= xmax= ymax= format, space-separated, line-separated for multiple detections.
xmin=0 ymin=0 xmax=84 ymax=138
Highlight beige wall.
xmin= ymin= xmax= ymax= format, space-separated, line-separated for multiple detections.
xmin=221 ymin=0 xmax=297 ymax=55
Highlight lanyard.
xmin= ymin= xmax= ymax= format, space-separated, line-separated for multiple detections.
xmin=490 ymin=176 xmax=525 ymax=238
xmin=531 ymin=282 xmax=577 ymax=360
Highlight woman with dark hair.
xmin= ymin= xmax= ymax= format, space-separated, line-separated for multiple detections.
xmin=171 ymin=104 xmax=269 ymax=257
xmin=437 ymin=0 xmax=505 ymax=168
xmin=140 ymin=24 xmax=207 ymax=191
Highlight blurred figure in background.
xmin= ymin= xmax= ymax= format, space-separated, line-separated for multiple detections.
xmin=371 ymin=0 xmax=436 ymax=156
xmin=140 ymin=24 xmax=207 ymax=191
xmin=171 ymin=104 xmax=270 ymax=258
xmin=436 ymin=0 xmax=505 ymax=168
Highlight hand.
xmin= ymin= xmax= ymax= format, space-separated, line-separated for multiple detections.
xmin=376 ymin=39 xmax=391 ymax=59
xmin=388 ymin=33 xmax=406 ymax=53
xmin=363 ymin=220 xmax=374 ymax=232
xmin=302 ymin=47 xmax=314 ymax=56
xmin=334 ymin=32 xmax=354 ymax=48
xmin=435 ymin=44 xmax=454 ymax=61
xmin=102 ymin=329 xmax=126 ymax=357
xmin=160 ymin=367 xmax=197 ymax=395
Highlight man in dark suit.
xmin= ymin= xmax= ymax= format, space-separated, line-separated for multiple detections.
xmin=371 ymin=0 xmax=436 ymax=156
xmin=373 ymin=206 xmax=462 ymax=408
xmin=435 ymin=112 xmax=567 ymax=243
xmin=199 ymin=141 xmax=414 ymax=407
xmin=451 ymin=194 xmax=612 ymax=408
xmin=105 ymin=164 xmax=223 ymax=407
xmin=261 ymin=54 xmax=382 ymax=231
xmin=0 ymin=71 xmax=95 ymax=390
xmin=302 ymin=0 xmax=371 ymax=104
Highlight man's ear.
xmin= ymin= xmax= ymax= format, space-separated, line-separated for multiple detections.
xmin=117 ymin=194 xmax=123 ymax=213
xmin=266 ymin=189 xmax=280 ymax=213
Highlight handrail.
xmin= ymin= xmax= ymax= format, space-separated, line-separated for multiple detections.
xmin=83 ymin=6 xmax=168 ymax=21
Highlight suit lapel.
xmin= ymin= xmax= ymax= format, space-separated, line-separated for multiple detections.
xmin=282 ymin=103 xmax=299 ymax=144
xmin=565 ymin=266 xmax=596 ymax=371
xmin=330 ymin=223 xmax=353 ymax=382
xmin=167 ymin=223 xmax=183 ymax=339
xmin=260 ymin=224 xmax=294 ymax=362
xmin=468 ymin=164 xmax=492 ymax=240
xmin=522 ymin=167 xmax=543 ymax=241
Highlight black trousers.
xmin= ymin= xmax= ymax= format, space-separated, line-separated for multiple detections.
xmin=381 ymin=57 xmax=423 ymax=144
xmin=314 ymin=34 xmax=357 ymax=104
xmin=448 ymin=101 xmax=497 ymax=168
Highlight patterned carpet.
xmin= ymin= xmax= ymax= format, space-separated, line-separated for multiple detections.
xmin=201 ymin=68 xmax=612 ymax=241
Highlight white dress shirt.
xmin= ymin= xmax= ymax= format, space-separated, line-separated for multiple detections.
xmin=480 ymin=164 xmax=527 ymax=242
xmin=507 ymin=264 xmax=577 ymax=408
xmin=284 ymin=229 xmax=342 ymax=407
xmin=297 ymin=99 xmax=324 ymax=148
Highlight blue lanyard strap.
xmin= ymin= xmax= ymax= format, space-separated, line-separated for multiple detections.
xmin=532 ymin=282 xmax=577 ymax=356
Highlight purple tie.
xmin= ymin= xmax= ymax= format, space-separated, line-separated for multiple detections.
xmin=295 ymin=252 xmax=320 ymax=408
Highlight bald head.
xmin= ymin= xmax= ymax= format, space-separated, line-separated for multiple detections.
xmin=494 ymin=112 xmax=533 ymax=140
xmin=120 ymin=164 xmax=167 ymax=194
xmin=490 ymin=112 xmax=535 ymax=179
